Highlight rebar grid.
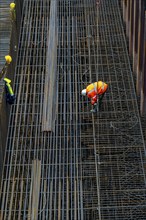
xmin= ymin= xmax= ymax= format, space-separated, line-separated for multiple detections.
xmin=0 ymin=0 xmax=12 ymax=97
xmin=0 ymin=0 xmax=146 ymax=219
xmin=0 ymin=1 xmax=12 ymax=72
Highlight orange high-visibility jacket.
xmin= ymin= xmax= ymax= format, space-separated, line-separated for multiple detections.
xmin=86 ymin=81 xmax=108 ymax=99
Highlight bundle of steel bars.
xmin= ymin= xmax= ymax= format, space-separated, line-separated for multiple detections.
xmin=42 ymin=0 xmax=58 ymax=132
xmin=0 ymin=0 xmax=146 ymax=219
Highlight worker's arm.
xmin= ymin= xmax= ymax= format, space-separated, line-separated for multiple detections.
xmin=91 ymin=95 xmax=98 ymax=105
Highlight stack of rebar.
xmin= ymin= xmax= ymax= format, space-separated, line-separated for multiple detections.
xmin=0 ymin=0 xmax=146 ymax=219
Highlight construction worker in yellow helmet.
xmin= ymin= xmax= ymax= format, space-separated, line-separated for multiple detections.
xmin=5 ymin=55 xmax=12 ymax=64
xmin=0 ymin=55 xmax=12 ymax=81
xmin=10 ymin=2 xmax=16 ymax=21
xmin=3 ymin=78 xmax=15 ymax=105
xmin=81 ymin=81 xmax=108 ymax=113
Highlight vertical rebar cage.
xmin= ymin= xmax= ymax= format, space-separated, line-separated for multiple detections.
xmin=0 ymin=0 xmax=146 ymax=219
xmin=0 ymin=1 xmax=12 ymax=73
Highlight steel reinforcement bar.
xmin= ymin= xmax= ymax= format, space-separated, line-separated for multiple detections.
xmin=0 ymin=0 xmax=12 ymax=73
xmin=0 ymin=0 xmax=146 ymax=219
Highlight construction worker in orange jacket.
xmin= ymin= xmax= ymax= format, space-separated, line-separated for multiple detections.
xmin=81 ymin=81 xmax=108 ymax=113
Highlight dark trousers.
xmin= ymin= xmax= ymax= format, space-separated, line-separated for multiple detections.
xmin=93 ymin=91 xmax=106 ymax=111
xmin=98 ymin=92 xmax=106 ymax=108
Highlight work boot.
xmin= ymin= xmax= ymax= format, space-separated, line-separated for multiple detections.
xmin=90 ymin=109 xmax=96 ymax=113
xmin=90 ymin=105 xmax=99 ymax=113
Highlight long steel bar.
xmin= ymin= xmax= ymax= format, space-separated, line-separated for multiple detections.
xmin=42 ymin=0 xmax=57 ymax=132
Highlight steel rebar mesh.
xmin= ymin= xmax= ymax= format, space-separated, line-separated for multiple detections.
xmin=0 ymin=0 xmax=12 ymax=96
xmin=0 ymin=0 xmax=146 ymax=219
xmin=0 ymin=1 xmax=12 ymax=72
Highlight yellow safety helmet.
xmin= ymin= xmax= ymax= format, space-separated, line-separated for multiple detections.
xmin=5 ymin=55 xmax=12 ymax=64
xmin=10 ymin=3 xmax=16 ymax=9
xmin=4 ymin=78 xmax=11 ymax=84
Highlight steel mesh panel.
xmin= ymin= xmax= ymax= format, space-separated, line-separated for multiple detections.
xmin=0 ymin=0 xmax=146 ymax=219
xmin=0 ymin=0 xmax=12 ymax=72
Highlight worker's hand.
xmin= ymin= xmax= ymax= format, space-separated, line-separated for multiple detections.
xmin=91 ymin=95 xmax=98 ymax=105
xmin=93 ymin=95 xmax=98 ymax=101
xmin=91 ymin=99 xmax=95 ymax=105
